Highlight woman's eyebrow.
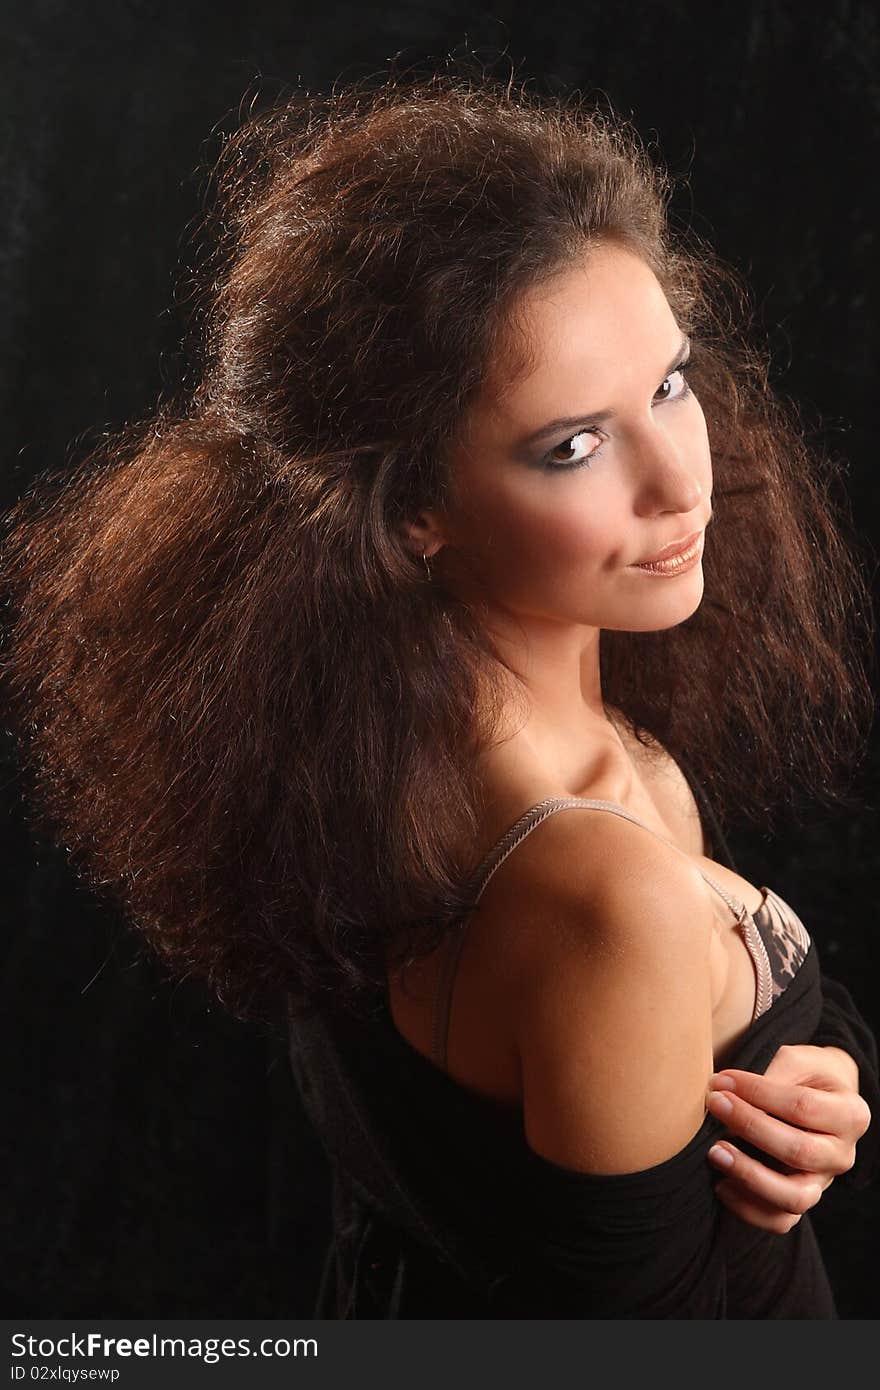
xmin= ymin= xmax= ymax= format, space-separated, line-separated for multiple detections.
xmin=515 ymin=334 xmax=691 ymax=447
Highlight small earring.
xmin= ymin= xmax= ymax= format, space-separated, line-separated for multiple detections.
xmin=422 ymin=549 xmax=432 ymax=583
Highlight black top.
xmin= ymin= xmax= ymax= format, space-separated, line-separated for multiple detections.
xmin=286 ymin=761 xmax=880 ymax=1318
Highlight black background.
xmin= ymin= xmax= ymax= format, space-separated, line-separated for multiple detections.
xmin=2 ymin=1 xmax=878 ymax=1318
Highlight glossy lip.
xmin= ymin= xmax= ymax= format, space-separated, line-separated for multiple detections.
xmin=633 ymin=528 xmax=704 ymax=566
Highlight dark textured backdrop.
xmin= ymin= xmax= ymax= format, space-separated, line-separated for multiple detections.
xmin=2 ymin=1 xmax=878 ymax=1318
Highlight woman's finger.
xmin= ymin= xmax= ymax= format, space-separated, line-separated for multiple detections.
xmin=711 ymin=1068 xmax=871 ymax=1136
xmin=712 ymin=1173 xmax=808 ymax=1234
xmin=706 ymin=1077 xmax=862 ymax=1174
xmin=710 ymin=1069 xmax=870 ymax=1140
xmin=707 ymin=1139 xmax=833 ymax=1217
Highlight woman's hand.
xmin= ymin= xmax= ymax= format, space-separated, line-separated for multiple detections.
xmin=704 ymin=1044 xmax=872 ymax=1233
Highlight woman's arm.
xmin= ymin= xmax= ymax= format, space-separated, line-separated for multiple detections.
xmin=809 ymin=971 xmax=880 ymax=1190
xmin=515 ymin=838 xmax=716 ymax=1176
xmin=512 ymin=821 xmax=729 ymax=1316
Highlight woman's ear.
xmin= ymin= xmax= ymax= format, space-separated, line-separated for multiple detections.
xmin=401 ymin=510 xmax=447 ymax=561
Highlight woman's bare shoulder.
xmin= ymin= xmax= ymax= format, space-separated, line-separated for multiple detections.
xmin=503 ymin=818 xmax=717 ymax=1174
xmin=465 ymin=710 xmax=714 ymax=1005
xmin=474 ymin=796 xmax=713 ymax=981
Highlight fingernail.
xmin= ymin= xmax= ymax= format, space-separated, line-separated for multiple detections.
xmin=708 ymin=1143 xmax=734 ymax=1168
xmin=710 ymin=1074 xmax=736 ymax=1091
xmin=707 ymin=1091 xmax=733 ymax=1116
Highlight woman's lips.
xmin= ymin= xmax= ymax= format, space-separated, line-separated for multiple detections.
xmin=630 ymin=530 xmax=705 ymax=575
xmin=635 ymin=528 xmax=704 ymax=565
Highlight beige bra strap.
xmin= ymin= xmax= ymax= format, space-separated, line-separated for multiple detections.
xmin=430 ymin=795 xmax=757 ymax=1069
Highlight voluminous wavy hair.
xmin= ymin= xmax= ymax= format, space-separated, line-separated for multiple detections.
xmin=1 ymin=69 xmax=874 ymax=1028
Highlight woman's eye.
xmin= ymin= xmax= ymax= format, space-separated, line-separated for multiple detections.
xmin=542 ymin=429 xmax=603 ymax=470
xmin=654 ymin=365 xmax=691 ymax=405
xmin=540 ymin=361 xmax=694 ymax=472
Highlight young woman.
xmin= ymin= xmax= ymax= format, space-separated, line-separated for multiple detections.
xmin=2 ymin=70 xmax=878 ymax=1319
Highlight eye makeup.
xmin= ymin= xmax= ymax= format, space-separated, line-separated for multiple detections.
xmin=535 ymin=343 xmax=696 ymax=473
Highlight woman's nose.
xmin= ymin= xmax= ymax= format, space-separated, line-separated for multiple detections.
xmin=632 ymin=436 xmax=705 ymax=516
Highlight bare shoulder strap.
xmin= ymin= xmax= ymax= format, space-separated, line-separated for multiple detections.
xmin=430 ymin=795 xmax=752 ymax=1069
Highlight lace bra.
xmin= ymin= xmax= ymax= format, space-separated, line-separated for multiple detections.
xmin=430 ymin=796 xmax=812 ymax=1070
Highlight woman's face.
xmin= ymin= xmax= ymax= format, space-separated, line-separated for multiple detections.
xmin=425 ymin=241 xmax=713 ymax=634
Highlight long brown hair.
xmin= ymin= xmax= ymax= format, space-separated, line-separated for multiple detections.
xmin=1 ymin=70 xmax=874 ymax=1028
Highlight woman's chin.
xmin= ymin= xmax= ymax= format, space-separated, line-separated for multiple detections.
xmin=603 ymin=571 xmax=706 ymax=632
